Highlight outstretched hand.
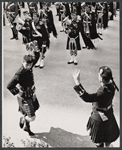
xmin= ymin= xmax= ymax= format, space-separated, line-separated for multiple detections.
xmin=73 ymin=70 xmax=81 ymax=85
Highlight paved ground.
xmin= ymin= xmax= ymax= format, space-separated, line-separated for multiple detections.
xmin=2 ymin=4 xmax=120 ymax=147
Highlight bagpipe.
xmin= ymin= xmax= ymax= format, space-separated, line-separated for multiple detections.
xmin=26 ymin=40 xmax=39 ymax=52
xmin=63 ymin=17 xmax=79 ymax=50
xmin=25 ymin=40 xmax=39 ymax=56
xmin=63 ymin=16 xmax=80 ymax=34
xmin=26 ymin=40 xmax=47 ymax=60
xmin=62 ymin=16 xmax=72 ymax=32
xmin=14 ymin=15 xmax=25 ymax=30
xmin=6 ymin=9 xmax=25 ymax=31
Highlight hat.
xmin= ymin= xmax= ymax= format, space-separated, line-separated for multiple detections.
xmin=99 ymin=66 xmax=113 ymax=81
xmin=23 ymin=55 xmax=34 ymax=64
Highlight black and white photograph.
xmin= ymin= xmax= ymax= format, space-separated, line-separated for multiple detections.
xmin=2 ymin=2 xmax=120 ymax=147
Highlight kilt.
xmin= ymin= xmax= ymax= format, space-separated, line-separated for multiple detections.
xmin=87 ymin=107 xmax=120 ymax=143
xmin=66 ymin=35 xmax=81 ymax=50
xmin=17 ymin=94 xmax=39 ymax=117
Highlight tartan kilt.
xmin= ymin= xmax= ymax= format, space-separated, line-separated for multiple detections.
xmin=66 ymin=36 xmax=81 ymax=50
xmin=17 ymin=94 xmax=40 ymax=117
xmin=87 ymin=108 xmax=120 ymax=143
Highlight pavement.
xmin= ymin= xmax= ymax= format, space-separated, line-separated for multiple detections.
xmin=2 ymin=3 xmax=120 ymax=147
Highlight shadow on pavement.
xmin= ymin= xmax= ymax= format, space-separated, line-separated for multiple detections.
xmin=32 ymin=127 xmax=96 ymax=147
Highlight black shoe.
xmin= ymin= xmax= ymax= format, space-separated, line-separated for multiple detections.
xmin=19 ymin=117 xmax=25 ymax=129
xmin=60 ymin=30 xmax=64 ymax=32
xmin=96 ymin=143 xmax=104 ymax=147
xmin=10 ymin=37 xmax=15 ymax=40
xmin=15 ymin=37 xmax=18 ymax=40
xmin=94 ymin=47 xmax=97 ymax=50
xmin=98 ymin=35 xmax=103 ymax=40
xmin=82 ymin=46 xmax=87 ymax=49
xmin=35 ymin=65 xmax=39 ymax=68
xmin=28 ymin=131 xmax=35 ymax=136
xmin=74 ymin=62 xmax=78 ymax=65
xmin=24 ymin=127 xmax=35 ymax=136
xmin=67 ymin=61 xmax=74 ymax=64
xmin=39 ymin=66 xmax=44 ymax=69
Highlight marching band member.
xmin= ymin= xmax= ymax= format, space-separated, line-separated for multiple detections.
xmin=89 ymin=3 xmax=103 ymax=42
xmin=55 ymin=2 xmax=61 ymax=16
xmin=82 ymin=5 xmax=91 ymax=38
xmin=96 ymin=2 xmax=104 ymax=35
xmin=7 ymin=41 xmax=40 ymax=136
xmin=109 ymin=2 xmax=114 ymax=20
xmin=60 ymin=2 xmax=71 ymax=32
xmin=63 ymin=2 xmax=71 ymax=19
xmin=80 ymin=4 xmax=96 ymax=50
xmin=6 ymin=2 xmax=19 ymax=40
xmin=66 ymin=11 xmax=81 ymax=65
xmin=59 ymin=3 xmax=66 ymax=32
xmin=32 ymin=13 xmax=50 ymax=68
xmin=103 ymin=2 xmax=109 ymax=29
xmin=40 ymin=2 xmax=57 ymax=38
xmin=73 ymin=66 xmax=120 ymax=147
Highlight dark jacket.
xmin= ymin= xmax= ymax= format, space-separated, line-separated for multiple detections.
xmin=7 ymin=51 xmax=39 ymax=96
xmin=40 ymin=9 xmax=57 ymax=38
xmin=74 ymin=83 xmax=115 ymax=110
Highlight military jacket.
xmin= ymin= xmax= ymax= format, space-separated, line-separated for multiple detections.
xmin=74 ymin=83 xmax=115 ymax=109
xmin=7 ymin=52 xmax=39 ymax=95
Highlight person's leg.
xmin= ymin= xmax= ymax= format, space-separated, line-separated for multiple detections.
xmin=24 ymin=116 xmax=35 ymax=136
xmin=99 ymin=18 xmax=103 ymax=35
xmin=105 ymin=142 xmax=111 ymax=147
xmin=35 ymin=55 xmax=41 ymax=67
xmin=73 ymin=49 xmax=78 ymax=65
xmin=13 ymin=23 xmax=18 ymax=40
xmin=40 ymin=46 xmax=46 ymax=68
xmin=68 ymin=49 xmax=74 ymax=64
xmin=19 ymin=97 xmax=36 ymax=136
xmin=60 ymin=15 xmax=64 ymax=32
xmin=10 ymin=27 xmax=15 ymax=39
xmin=21 ymin=115 xmax=36 ymax=136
